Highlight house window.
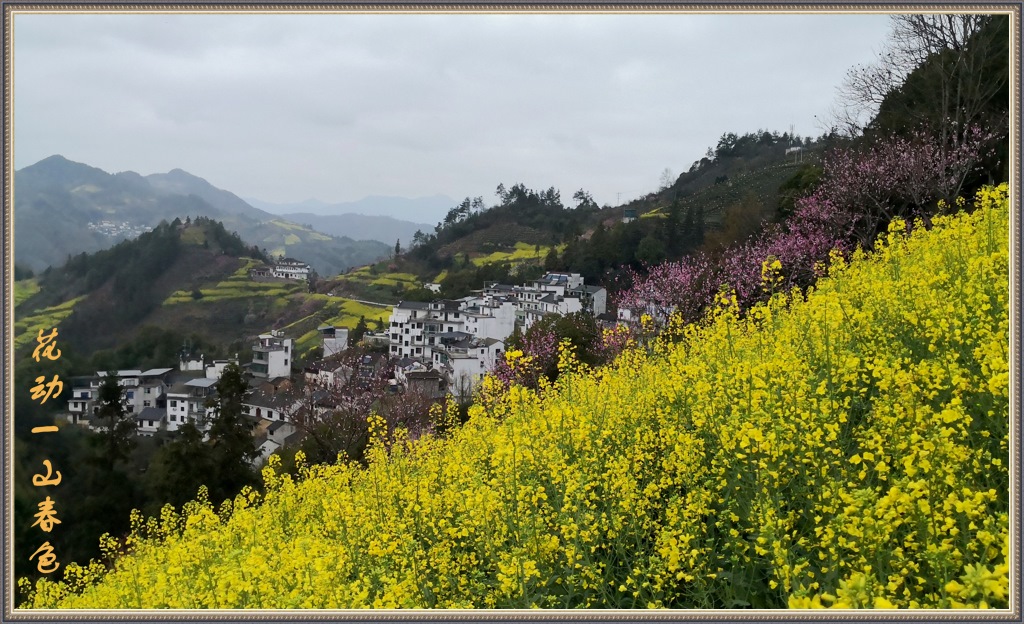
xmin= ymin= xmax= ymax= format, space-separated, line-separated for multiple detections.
xmin=170 ymin=400 xmax=177 ymax=407
xmin=144 ymin=387 xmax=151 ymax=395
xmin=126 ymin=391 xmax=134 ymax=400
xmin=143 ymin=400 xmax=151 ymax=407
xmin=415 ymin=348 xmax=422 ymax=354
xmin=170 ymin=414 xmax=176 ymax=422
xmin=148 ymin=420 xmax=154 ymax=427
xmin=256 ymin=408 xmax=262 ymax=418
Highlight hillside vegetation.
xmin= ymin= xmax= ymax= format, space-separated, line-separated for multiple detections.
xmin=13 ymin=218 xmax=385 ymax=361
xmin=22 ymin=185 xmax=1009 ymax=610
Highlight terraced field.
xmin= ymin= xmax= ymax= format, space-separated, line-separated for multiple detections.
xmin=13 ymin=278 xmax=41 ymax=308
xmin=14 ymin=296 xmax=86 ymax=350
xmin=470 ymin=242 xmax=557 ymax=267
xmin=281 ymin=294 xmax=392 ymax=359
xmin=330 ymin=267 xmax=422 ymax=304
xmin=163 ymin=259 xmax=305 ymax=305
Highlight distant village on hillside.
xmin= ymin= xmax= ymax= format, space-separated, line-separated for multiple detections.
xmin=62 ymin=267 xmax=609 ymax=464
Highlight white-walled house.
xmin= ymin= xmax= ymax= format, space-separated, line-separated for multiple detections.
xmin=303 ymin=360 xmax=350 ymax=389
xmin=273 ymin=258 xmax=311 ymax=280
xmin=165 ymin=382 xmax=192 ymax=431
xmin=184 ymin=378 xmax=219 ymax=430
xmin=319 ymin=325 xmax=349 ymax=357
xmin=243 ymin=387 xmax=300 ymax=424
xmin=135 ymin=407 xmax=165 ymax=436
xmin=432 ymin=337 xmax=504 ymax=400
xmin=179 ymin=353 xmax=205 ymax=372
xmin=205 ymin=358 xmax=238 ymax=380
xmin=388 ymin=301 xmax=432 ymax=359
xmin=66 ymin=375 xmax=99 ymax=425
xmin=67 ymin=368 xmax=172 ymax=426
xmin=580 ymin=285 xmax=608 ymax=316
xmin=462 ymin=300 xmax=516 ymax=342
xmin=249 ymin=331 xmax=293 ymax=379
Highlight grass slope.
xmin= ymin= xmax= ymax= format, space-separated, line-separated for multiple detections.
xmin=22 ymin=186 xmax=1010 ymax=610
xmin=13 ymin=279 xmax=41 ymax=308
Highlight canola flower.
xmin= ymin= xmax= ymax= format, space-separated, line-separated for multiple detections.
xmin=20 ymin=185 xmax=1011 ymax=610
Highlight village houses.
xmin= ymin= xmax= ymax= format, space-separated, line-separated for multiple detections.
xmin=63 ymin=271 xmax=607 ymax=464
xmin=386 ymin=272 xmax=606 ymax=398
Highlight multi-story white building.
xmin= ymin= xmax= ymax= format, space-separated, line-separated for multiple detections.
xmin=389 ymin=297 xmax=517 ymax=362
xmin=461 ymin=300 xmax=517 ymax=342
xmin=137 ymin=368 xmax=174 ymax=413
xmin=249 ymin=258 xmax=312 ymax=281
xmin=482 ymin=272 xmax=606 ymax=329
xmin=386 ymin=273 xmax=604 ymax=398
xmin=66 ymin=368 xmax=175 ymax=425
xmin=388 ymin=301 xmax=432 ymax=359
xmin=274 ymin=258 xmax=311 ymax=280
xmin=65 ymin=355 xmax=272 ymax=445
xmin=319 ymin=325 xmax=349 ymax=357
xmin=432 ymin=337 xmax=505 ymax=400
xmin=249 ymin=331 xmax=293 ymax=379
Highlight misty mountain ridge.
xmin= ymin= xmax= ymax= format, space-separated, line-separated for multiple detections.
xmin=275 ymin=212 xmax=433 ymax=250
xmin=14 ymin=155 xmax=390 ymax=276
xmin=245 ymin=194 xmax=455 ymax=224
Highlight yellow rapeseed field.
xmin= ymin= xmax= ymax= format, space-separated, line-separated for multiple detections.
xmin=21 ymin=185 xmax=1011 ymax=610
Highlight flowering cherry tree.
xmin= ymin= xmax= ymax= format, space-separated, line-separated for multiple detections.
xmin=617 ymin=125 xmax=998 ymax=323
xmin=491 ymin=324 xmax=558 ymax=389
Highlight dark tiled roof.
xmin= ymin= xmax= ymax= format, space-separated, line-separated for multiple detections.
xmin=135 ymin=407 xmax=166 ymax=422
xmin=140 ymin=368 xmax=174 ymax=377
xmin=245 ymin=389 xmax=293 ymax=409
xmin=407 ymin=370 xmax=443 ymax=380
xmin=268 ymin=420 xmax=291 ymax=433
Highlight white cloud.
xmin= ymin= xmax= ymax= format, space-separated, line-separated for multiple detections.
xmin=13 ymin=11 xmax=894 ymax=209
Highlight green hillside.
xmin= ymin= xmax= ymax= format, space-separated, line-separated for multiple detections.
xmin=372 ymin=135 xmax=827 ymax=300
xmin=13 ymin=219 xmax=384 ymax=361
xmin=22 ymin=185 xmax=1009 ymax=610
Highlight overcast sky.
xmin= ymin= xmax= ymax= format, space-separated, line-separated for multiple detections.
xmin=14 ymin=11 xmax=895 ymax=214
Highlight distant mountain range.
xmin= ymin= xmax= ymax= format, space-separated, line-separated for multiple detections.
xmin=270 ymin=212 xmax=434 ymax=250
xmin=12 ymin=156 xmax=424 ymax=276
xmin=244 ymin=195 xmax=454 ymax=226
